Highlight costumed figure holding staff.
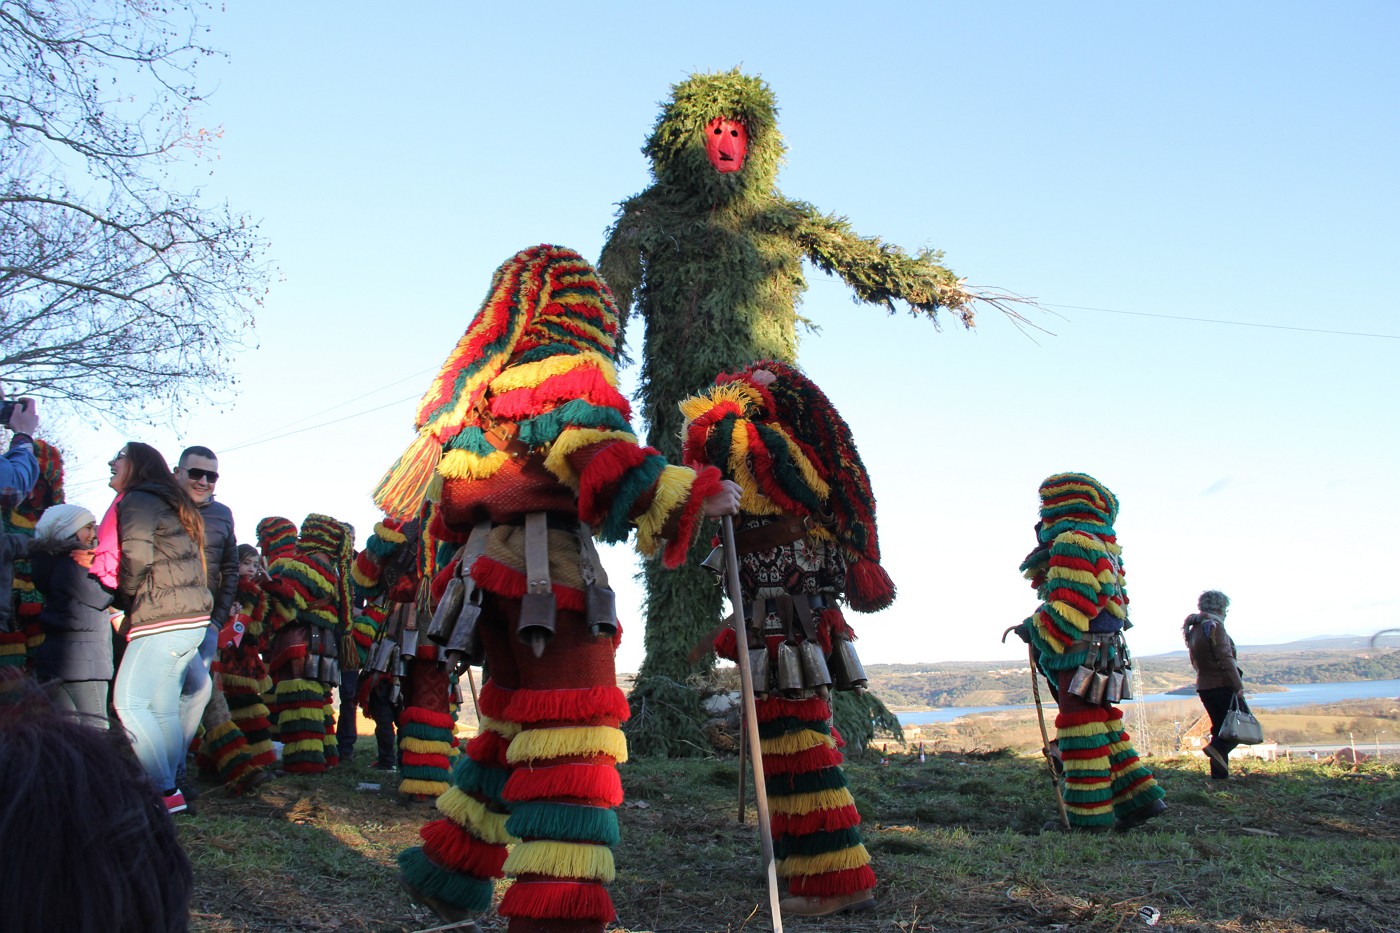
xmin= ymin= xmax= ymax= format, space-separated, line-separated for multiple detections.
xmin=679 ymin=361 xmax=883 ymax=918
xmin=379 ymin=244 xmax=740 ymax=933
xmin=1014 ymin=473 xmax=1166 ymax=832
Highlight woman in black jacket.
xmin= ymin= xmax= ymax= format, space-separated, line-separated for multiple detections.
xmin=106 ymin=443 xmax=212 ymax=813
xmin=30 ymin=503 xmax=114 ymax=722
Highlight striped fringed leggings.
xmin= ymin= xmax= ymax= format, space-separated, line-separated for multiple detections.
xmin=758 ymin=695 xmax=877 ymax=898
xmin=398 ymin=596 xmax=628 ymax=933
xmin=1053 ymin=669 xmax=1165 ymax=829
xmin=267 ymin=624 xmax=333 ymax=774
xmin=398 ymin=661 xmax=456 ymax=797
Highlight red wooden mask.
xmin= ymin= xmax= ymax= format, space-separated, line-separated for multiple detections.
xmin=704 ymin=116 xmax=748 ymax=173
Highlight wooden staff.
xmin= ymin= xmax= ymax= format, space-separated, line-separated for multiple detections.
xmin=721 ymin=515 xmax=784 ymax=932
xmin=1029 ymin=645 xmax=1070 ymax=830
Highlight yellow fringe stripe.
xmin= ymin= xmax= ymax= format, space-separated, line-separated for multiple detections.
xmin=438 ymin=447 xmax=509 ymax=481
xmin=436 ymin=787 xmax=517 ymax=845
xmin=759 ymin=728 xmax=836 ymax=757
xmin=777 ymin=432 xmax=829 ymax=502
xmin=543 ymin=427 xmax=629 ymax=488
xmin=766 ymin=787 xmax=855 ymax=816
xmin=399 ymin=778 xmax=449 ymax=797
xmin=778 ymin=844 xmax=871 ymax=878
xmin=282 ymin=738 xmax=325 ymax=756
xmin=401 ymin=736 xmax=455 ymax=755
xmin=1067 ymin=802 xmax=1114 ymax=817
xmin=634 ymin=466 xmax=694 ymax=558
xmin=1057 ymin=722 xmax=1110 ymax=739
xmin=480 ymin=714 xmax=521 ymax=739
xmin=506 ymin=726 xmax=628 ymax=765
xmin=502 ymin=840 xmax=616 ymax=883
xmin=489 ymin=351 xmax=615 ymax=393
xmin=1048 ymin=600 xmax=1091 ymax=632
xmin=1047 ymin=567 xmax=1101 ymax=589
xmin=277 ymin=708 xmax=326 ymax=726
xmin=677 ymin=381 xmax=761 ymax=423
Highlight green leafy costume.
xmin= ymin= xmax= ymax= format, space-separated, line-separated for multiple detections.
xmin=600 ymin=69 xmax=977 ymax=754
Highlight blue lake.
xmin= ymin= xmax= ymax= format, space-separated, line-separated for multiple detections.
xmin=895 ymin=678 xmax=1400 ymax=727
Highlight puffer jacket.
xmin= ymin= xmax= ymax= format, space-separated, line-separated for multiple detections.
xmin=0 ymin=532 xmax=32 ymax=633
xmin=1186 ymin=613 xmax=1243 ymax=692
xmin=116 ymin=482 xmax=213 ymax=639
xmin=199 ymin=497 xmax=239 ymax=626
xmin=31 ymin=540 xmax=115 ymax=681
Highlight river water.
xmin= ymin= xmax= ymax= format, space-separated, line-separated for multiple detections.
xmin=895 ymin=678 xmax=1400 ymax=727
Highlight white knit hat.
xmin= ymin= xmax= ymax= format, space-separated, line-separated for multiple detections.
xmin=34 ymin=503 xmax=97 ymax=548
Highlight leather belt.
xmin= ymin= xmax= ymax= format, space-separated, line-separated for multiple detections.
xmin=733 ymin=513 xmax=829 ymax=555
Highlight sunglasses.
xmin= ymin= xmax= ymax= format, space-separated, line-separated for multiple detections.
xmin=185 ymin=468 xmax=219 ymax=483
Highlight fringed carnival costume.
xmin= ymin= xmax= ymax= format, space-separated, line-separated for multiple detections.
xmin=1016 ymin=473 xmax=1166 ymax=832
xmin=351 ymin=514 xmax=460 ymax=798
xmin=263 ymin=514 xmax=355 ymax=774
xmin=0 ymin=439 xmax=65 ymax=669
xmin=383 ymin=245 xmax=724 ymax=933
xmin=680 ymin=361 xmax=885 ymax=917
xmin=213 ymin=563 xmax=278 ymax=772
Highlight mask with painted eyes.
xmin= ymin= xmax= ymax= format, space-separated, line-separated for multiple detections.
xmin=704 ymin=116 xmax=748 ymax=173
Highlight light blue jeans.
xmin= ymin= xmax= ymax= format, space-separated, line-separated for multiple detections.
xmin=176 ymin=623 xmax=220 ymax=768
xmin=114 ymin=626 xmax=207 ymax=792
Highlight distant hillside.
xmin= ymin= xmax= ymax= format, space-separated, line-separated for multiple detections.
xmin=866 ymin=641 xmax=1400 ymax=710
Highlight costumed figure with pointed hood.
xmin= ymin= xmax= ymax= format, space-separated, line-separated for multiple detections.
xmin=379 ymin=244 xmax=739 ymax=933
xmin=351 ymin=512 xmax=460 ymax=796
xmin=600 ymin=69 xmax=994 ymax=754
xmin=210 ymin=543 xmax=278 ymax=773
xmin=1 ymin=439 xmax=65 ymax=668
xmin=680 ymin=360 xmax=886 ymax=918
xmin=263 ymin=513 xmax=355 ymax=774
xmin=1015 ymin=473 xmax=1166 ymax=832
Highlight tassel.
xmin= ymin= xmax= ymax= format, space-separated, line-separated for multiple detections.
xmin=845 ymin=559 xmax=895 ymax=613
xmin=420 ymin=818 xmax=509 ymax=878
xmin=373 ymin=432 xmax=443 ymax=520
xmin=787 ymin=864 xmax=876 ymax=897
xmin=504 ymin=762 xmax=623 ymax=807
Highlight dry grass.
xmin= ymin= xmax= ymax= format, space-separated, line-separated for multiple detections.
xmin=184 ymin=715 xmax=1400 ymax=933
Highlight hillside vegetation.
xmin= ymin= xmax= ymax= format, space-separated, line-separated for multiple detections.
xmin=867 ymin=647 xmax=1400 ymax=710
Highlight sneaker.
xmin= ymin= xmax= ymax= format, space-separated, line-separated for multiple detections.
xmin=779 ymin=889 xmax=876 ymax=917
xmin=163 ymin=790 xmax=189 ymax=815
xmin=369 ymin=760 xmax=397 ymax=771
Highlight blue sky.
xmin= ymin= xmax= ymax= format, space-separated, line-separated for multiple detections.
xmin=48 ymin=2 xmax=1399 ymax=672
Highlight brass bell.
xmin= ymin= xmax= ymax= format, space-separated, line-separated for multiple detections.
xmin=775 ymin=642 xmax=804 ymax=694
xmin=699 ymin=544 xmax=726 ymax=576
xmin=517 ymin=592 xmax=557 ymax=657
xmin=748 ymin=647 xmax=771 ymax=695
xmin=426 ymin=578 xmax=465 ymax=644
xmin=586 ymin=584 xmax=617 ymax=638
xmin=798 ymin=640 xmax=833 ymax=695
xmin=830 ymin=638 xmax=868 ymax=692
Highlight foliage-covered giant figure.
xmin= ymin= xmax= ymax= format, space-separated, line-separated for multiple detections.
xmin=600 ymin=69 xmax=980 ymax=754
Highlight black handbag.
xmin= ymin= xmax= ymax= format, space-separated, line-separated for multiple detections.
xmin=1217 ymin=694 xmax=1264 ymax=745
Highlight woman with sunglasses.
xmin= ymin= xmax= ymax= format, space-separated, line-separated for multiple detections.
xmin=100 ymin=442 xmax=212 ymax=813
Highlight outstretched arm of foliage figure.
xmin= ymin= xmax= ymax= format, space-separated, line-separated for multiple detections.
xmin=786 ymin=201 xmax=978 ymax=328
xmin=597 ymin=200 xmax=647 ymax=358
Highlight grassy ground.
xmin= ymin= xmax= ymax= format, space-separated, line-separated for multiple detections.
xmin=182 ymin=729 xmax=1400 ymax=933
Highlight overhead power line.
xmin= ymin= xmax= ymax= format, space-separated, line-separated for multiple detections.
xmin=1043 ymin=303 xmax=1400 ymax=340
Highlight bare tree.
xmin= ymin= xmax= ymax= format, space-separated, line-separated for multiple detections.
xmin=0 ymin=0 xmax=270 ymax=422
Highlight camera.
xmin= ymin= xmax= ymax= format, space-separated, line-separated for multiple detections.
xmin=0 ymin=400 xmax=15 ymax=427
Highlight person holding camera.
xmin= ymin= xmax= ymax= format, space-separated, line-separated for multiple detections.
xmin=1 ymin=396 xmax=41 ymax=671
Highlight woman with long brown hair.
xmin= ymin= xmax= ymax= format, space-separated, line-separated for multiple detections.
xmin=106 ymin=442 xmax=212 ymax=813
